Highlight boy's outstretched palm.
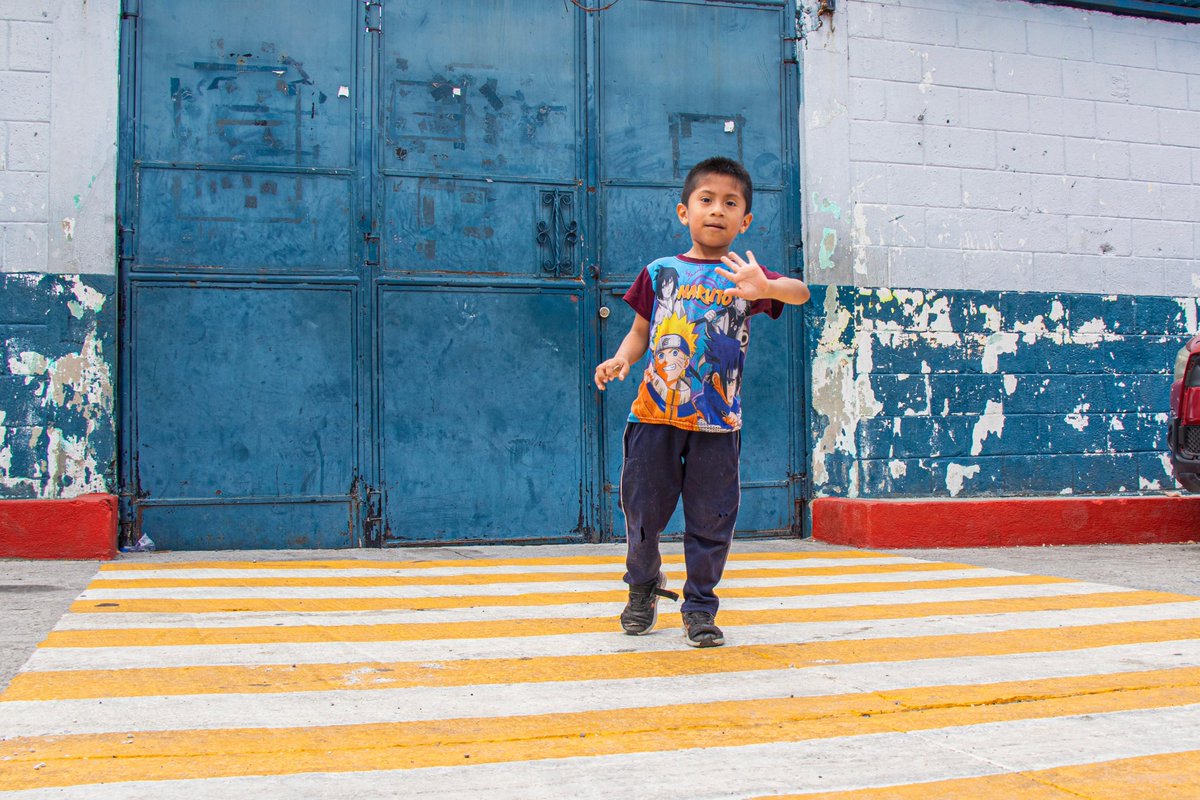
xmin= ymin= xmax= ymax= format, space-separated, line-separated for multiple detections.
xmin=716 ymin=251 xmax=769 ymax=301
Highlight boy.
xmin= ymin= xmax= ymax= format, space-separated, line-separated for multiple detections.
xmin=594 ymin=156 xmax=810 ymax=648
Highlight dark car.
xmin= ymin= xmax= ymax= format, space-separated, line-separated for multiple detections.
xmin=1169 ymin=334 xmax=1200 ymax=492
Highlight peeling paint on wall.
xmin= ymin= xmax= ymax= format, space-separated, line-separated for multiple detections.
xmin=970 ymin=399 xmax=1005 ymax=456
xmin=805 ymin=285 xmax=1191 ymax=499
xmin=981 ymin=332 xmax=1018 ymax=374
xmin=69 ymin=277 xmax=106 ymax=318
xmin=945 ymin=462 xmax=981 ymax=497
xmin=0 ymin=274 xmax=116 ymax=499
xmin=818 ymin=227 xmax=838 ymax=270
xmin=10 ymin=330 xmax=113 ymax=427
xmin=810 ymin=288 xmax=857 ymax=491
xmin=850 ymin=204 xmax=870 ymax=276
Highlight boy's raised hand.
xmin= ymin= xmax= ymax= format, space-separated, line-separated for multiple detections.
xmin=594 ymin=356 xmax=630 ymax=391
xmin=716 ymin=250 xmax=769 ymax=301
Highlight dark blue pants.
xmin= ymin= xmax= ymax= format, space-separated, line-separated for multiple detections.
xmin=620 ymin=422 xmax=740 ymax=615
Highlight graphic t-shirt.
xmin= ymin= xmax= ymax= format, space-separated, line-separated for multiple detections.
xmin=623 ymin=254 xmax=783 ymax=433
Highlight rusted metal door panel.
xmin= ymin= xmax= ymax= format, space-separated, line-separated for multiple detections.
xmin=382 ymin=178 xmax=568 ymax=276
xmin=129 ymin=283 xmax=357 ymax=549
xmin=596 ymin=0 xmax=804 ymax=539
xmin=136 ymin=171 xmax=354 ymax=272
xmin=378 ymin=2 xmax=579 ymax=278
xmin=378 ymin=288 xmax=586 ymax=543
xmin=120 ymin=0 xmax=367 ymax=549
xmin=137 ymin=3 xmax=355 ymax=169
xmin=379 ymin=3 xmax=576 ymax=181
xmin=133 ymin=2 xmax=358 ymax=274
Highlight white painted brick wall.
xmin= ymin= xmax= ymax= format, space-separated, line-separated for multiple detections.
xmin=0 ymin=5 xmax=51 ymax=271
xmin=10 ymin=20 xmax=51 ymax=71
xmin=0 ymin=1 xmax=117 ymax=275
xmin=803 ymin=0 xmax=1200 ymax=296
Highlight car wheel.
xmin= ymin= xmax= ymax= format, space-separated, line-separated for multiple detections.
xmin=1174 ymin=471 xmax=1200 ymax=493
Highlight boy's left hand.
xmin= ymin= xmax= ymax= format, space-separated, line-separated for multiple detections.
xmin=716 ymin=251 xmax=770 ymax=301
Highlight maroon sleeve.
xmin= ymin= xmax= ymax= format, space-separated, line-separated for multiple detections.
xmin=750 ymin=265 xmax=785 ymax=320
xmin=623 ymin=268 xmax=654 ymax=321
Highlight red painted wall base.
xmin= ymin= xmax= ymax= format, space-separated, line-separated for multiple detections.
xmin=0 ymin=494 xmax=118 ymax=560
xmin=812 ymin=495 xmax=1200 ymax=548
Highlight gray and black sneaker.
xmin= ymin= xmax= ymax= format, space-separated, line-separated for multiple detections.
xmin=620 ymin=572 xmax=679 ymax=635
xmin=682 ymin=610 xmax=725 ymax=648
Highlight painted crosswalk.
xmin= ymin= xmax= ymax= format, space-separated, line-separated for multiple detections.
xmin=2 ymin=549 xmax=1200 ymax=798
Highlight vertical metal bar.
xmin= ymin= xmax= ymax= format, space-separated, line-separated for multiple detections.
xmin=361 ymin=0 xmax=384 ymax=546
xmin=783 ymin=0 xmax=809 ymax=535
xmin=581 ymin=2 xmax=604 ymax=542
xmin=116 ymin=0 xmax=143 ymax=547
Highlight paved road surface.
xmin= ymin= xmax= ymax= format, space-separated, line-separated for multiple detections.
xmin=2 ymin=540 xmax=1198 ymax=797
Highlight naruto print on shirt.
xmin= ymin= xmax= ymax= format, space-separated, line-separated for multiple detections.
xmin=623 ymin=254 xmax=782 ymax=433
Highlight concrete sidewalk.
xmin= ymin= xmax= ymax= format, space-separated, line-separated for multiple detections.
xmin=2 ymin=539 xmax=1199 ymax=797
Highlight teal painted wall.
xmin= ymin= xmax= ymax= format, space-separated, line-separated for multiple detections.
xmin=805 ymin=285 xmax=1189 ymax=498
xmin=0 ymin=273 xmax=116 ymax=499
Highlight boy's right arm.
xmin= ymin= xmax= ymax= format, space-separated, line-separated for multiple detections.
xmin=594 ymin=315 xmax=650 ymax=391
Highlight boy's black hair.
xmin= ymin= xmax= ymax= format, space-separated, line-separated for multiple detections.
xmin=681 ymin=156 xmax=753 ymax=213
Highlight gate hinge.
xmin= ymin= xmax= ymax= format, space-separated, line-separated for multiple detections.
xmin=782 ymin=36 xmax=800 ymax=64
xmin=364 ymin=1 xmax=382 ymax=33
xmin=118 ymin=224 xmax=136 ymax=263
xmin=121 ymin=0 xmax=141 ymax=19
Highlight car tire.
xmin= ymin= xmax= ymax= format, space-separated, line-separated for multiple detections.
xmin=1173 ymin=470 xmax=1200 ymax=493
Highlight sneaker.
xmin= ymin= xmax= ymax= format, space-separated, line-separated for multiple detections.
xmin=620 ymin=572 xmax=679 ymax=635
xmin=682 ymin=610 xmax=725 ymax=648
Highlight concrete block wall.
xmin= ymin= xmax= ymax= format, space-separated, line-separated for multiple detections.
xmin=799 ymin=0 xmax=1200 ymax=500
xmin=804 ymin=0 xmax=1200 ymax=296
xmin=0 ymin=1 xmax=53 ymax=272
xmin=0 ymin=1 xmax=118 ymax=500
xmin=805 ymin=283 xmax=1189 ymax=499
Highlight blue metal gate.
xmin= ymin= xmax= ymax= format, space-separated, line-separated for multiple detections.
xmin=118 ymin=0 xmax=804 ymax=549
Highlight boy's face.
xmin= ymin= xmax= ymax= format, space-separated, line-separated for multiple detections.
xmin=677 ymin=173 xmax=752 ymax=258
